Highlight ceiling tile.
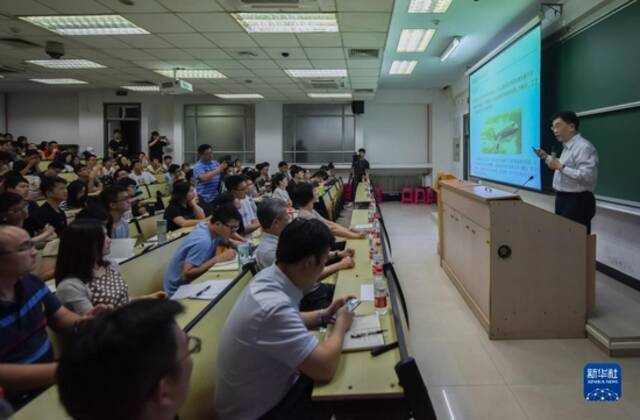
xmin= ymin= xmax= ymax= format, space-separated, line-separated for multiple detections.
xmin=160 ymin=33 xmax=215 ymax=48
xmin=251 ymin=34 xmax=301 ymax=48
xmin=185 ymin=48 xmax=233 ymax=60
xmin=350 ymin=77 xmax=379 ymax=84
xmin=93 ymin=58 xmax=133 ymax=68
xmin=263 ymin=48 xmax=307 ymax=60
xmin=240 ymin=60 xmax=278 ymax=69
xmin=295 ymin=33 xmax=342 ymax=48
xmin=74 ymin=36 xmax=132 ymax=49
xmin=203 ymin=33 xmax=258 ymax=48
xmin=131 ymin=60 xmax=173 ymax=69
xmin=342 ymin=32 xmax=387 ymax=48
xmin=276 ymin=59 xmax=312 ymax=69
xmin=310 ymin=59 xmax=347 ymax=68
xmin=123 ymin=13 xmax=195 ymax=33
xmin=349 ymin=68 xmax=380 ymax=77
xmin=95 ymin=0 xmax=167 ymax=13
xmin=0 ymin=0 xmax=57 ymax=15
xmin=157 ymin=0 xmax=223 ymax=12
xmin=223 ymin=69 xmax=256 ymax=78
xmin=201 ymin=59 xmax=246 ymax=69
xmin=147 ymin=48 xmax=194 ymax=60
xmin=162 ymin=59 xmax=208 ymax=68
xmin=336 ymin=0 xmax=394 ymax=12
xmin=177 ymin=13 xmax=243 ymax=32
xmin=304 ymin=48 xmax=345 ymax=59
xmin=0 ymin=20 xmax=51 ymax=36
xmin=116 ymin=35 xmax=174 ymax=49
xmin=223 ymin=48 xmax=270 ymax=60
xmin=338 ymin=13 xmax=391 ymax=32
xmin=252 ymin=69 xmax=286 ymax=77
xmin=115 ymin=49 xmax=158 ymax=60
xmin=347 ymin=58 xmax=381 ymax=68
xmin=37 ymin=0 xmax=112 ymax=13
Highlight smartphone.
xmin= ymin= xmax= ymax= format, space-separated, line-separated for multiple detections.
xmin=345 ymin=298 xmax=361 ymax=312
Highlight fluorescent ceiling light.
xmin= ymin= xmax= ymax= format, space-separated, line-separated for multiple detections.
xmin=397 ymin=29 xmax=436 ymax=52
xmin=122 ymin=85 xmax=159 ymax=92
xmin=285 ymin=69 xmax=347 ymax=78
xmin=30 ymin=78 xmax=87 ymax=85
xmin=19 ymin=15 xmax=148 ymax=35
xmin=232 ymin=13 xmax=338 ymax=33
xmin=307 ymin=93 xmax=352 ymax=99
xmin=215 ymin=94 xmax=264 ymax=99
xmin=155 ymin=69 xmax=226 ymax=79
xmin=440 ymin=36 xmax=461 ymax=61
xmin=389 ymin=60 xmax=418 ymax=75
xmin=26 ymin=59 xmax=105 ymax=69
xmin=409 ymin=0 xmax=454 ymax=13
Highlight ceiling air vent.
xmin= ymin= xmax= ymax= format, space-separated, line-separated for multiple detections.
xmin=348 ymin=48 xmax=380 ymax=60
xmin=354 ymin=88 xmax=375 ymax=94
xmin=0 ymin=38 xmax=40 ymax=48
xmin=219 ymin=0 xmax=333 ymax=10
xmin=304 ymin=79 xmax=344 ymax=89
xmin=129 ymin=80 xmax=155 ymax=85
xmin=236 ymin=51 xmax=259 ymax=57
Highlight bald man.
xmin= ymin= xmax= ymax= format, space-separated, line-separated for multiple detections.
xmin=0 ymin=226 xmax=103 ymax=409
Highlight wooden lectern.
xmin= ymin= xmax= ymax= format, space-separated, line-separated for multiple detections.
xmin=437 ymin=179 xmax=594 ymax=339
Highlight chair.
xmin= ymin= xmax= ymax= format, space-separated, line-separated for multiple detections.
xmin=414 ymin=188 xmax=427 ymax=204
xmin=426 ymin=187 xmax=437 ymax=204
xmin=343 ymin=183 xmax=353 ymax=202
xmin=374 ymin=186 xmax=384 ymax=203
xmin=400 ymin=187 xmax=414 ymax=204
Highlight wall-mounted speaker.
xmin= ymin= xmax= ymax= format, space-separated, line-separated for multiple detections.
xmin=351 ymin=100 xmax=364 ymax=115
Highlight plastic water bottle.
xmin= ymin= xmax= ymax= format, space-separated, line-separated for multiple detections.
xmin=156 ymin=219 xmax=167 ymax=243
xmin=237 ymin=242 xmax=252 ymax=267
xmin=374 ymin=266 xmax=387 ymax=315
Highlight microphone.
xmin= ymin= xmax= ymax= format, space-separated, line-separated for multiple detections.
xmin=513 ymin=175 xmax=534 ymax=194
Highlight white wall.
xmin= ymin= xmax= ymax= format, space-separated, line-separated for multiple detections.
xmin=255 ymin=101 xmax=283 ymax=169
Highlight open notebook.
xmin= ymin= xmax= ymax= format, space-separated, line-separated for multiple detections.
xmin=341 ymin=313 xmax=385 ymax=352
xmin=208 ymin=259 xmax=240 ymax=272
xmin=170 ymin=279 xmax=233 ymax=300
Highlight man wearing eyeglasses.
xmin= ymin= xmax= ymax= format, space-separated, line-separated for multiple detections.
xmin=163 ymin=204 xmax=241 ymax=294
xmin=535 ymin=111 xmax=599 ymax=234
xmin=0 ymin=226 xmax=104 ymax=410
xmin=57 ymin=299 xmax=197 ymax=420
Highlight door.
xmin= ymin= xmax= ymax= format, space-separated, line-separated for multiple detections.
xmin=104 ymin=103 xmax=141 ymax=157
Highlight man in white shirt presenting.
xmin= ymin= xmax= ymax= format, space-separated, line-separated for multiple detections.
xmin=536 ymin=111 xmax=599 ymax=233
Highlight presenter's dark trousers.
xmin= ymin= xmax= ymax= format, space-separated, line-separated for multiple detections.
xmin=198 ymin=195 xmax=216 ymax=216
xmin=259 ymin=375 xmax=314 ymax=420
xmin=555 ymin=191 xmax=596 ymax=234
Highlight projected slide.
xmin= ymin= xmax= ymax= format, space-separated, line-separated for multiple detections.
xmin=469 ymin=26 xmax=541 ymax=190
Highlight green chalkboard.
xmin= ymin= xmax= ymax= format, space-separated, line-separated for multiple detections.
xmin=541 ymin=2 xmax=640 ymax=205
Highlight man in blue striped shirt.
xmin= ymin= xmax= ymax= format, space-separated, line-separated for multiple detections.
xmin=193 ymin=144 xmax=228 ymax=215
xmin=0 ymin=226 xmax=102 ymax=409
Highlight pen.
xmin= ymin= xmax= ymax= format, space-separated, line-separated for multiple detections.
xmin=350 ymin=329 xmax=387 ymax=339
xmin=195 ymin=285 xmax=211 ymax=297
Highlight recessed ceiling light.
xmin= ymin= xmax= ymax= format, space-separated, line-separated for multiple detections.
xmin=30 ymin=78 xmax=88 ymax=85
xmin=389 ymin=60 xmax=418 ymax=75
xmin=397 ymin=29 xmax=436 ymax=52
xmin=232 ymin=13 xmax=339 ymax=33
xmin=440 ymin=36 xmax=461 ymax=61
xmin=26 ymin=59 xmax=106 ymax=69
xmin=215 ymin=94 xmax=264 ymax=99
xmin=155 ymin=69 xmax=226 ymax=79
xmin=285 ymin=69 xmax=347 ymax=78
xmin=307 ymin=93 xmax=352 ymax=99
xmin=19 ymin=15 xmax=149 ymax=36
xmin=408 ymin=0 xmax=453 ymax=13
xmin=121 ymin=85 xmax=159 ymax=92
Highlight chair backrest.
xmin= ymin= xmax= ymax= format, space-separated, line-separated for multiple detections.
xmin=145 ymin=182 xmax=169 ymax=199
xmin=136 ymin=212 xmax=164 ymax=242
xmin=178 ymin=269 xmax=254 ymax=420
xmin=155 ymin=173 xmax=165 ymax=184
xmin=59 ymin=172 xmax=77 ymax=183
xmin=322 ymin=193 xmax=334 ymax=221
xmin=120 ymin=234 xmax=184 ymax=297
xmin=128 ymin=219 xmax=141 ymax=241
xmin=38 ymin=160 xmax=51 ymax=172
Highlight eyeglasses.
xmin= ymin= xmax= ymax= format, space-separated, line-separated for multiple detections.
xmin=145 ymin=335 xmax=202 ymax=397
xmin=0 ymin=240 xmax=35 ymax=255
xmin=222 ymin=222 xmax=240 ymax=232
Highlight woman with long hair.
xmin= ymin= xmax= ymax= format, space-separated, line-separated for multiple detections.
xmin=55 ymin=219 xmax=166 ymax=315
xmin=163 ymin=180 xmax=206 ymax=231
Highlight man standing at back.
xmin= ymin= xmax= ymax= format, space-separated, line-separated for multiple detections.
xmin=536 ymin=111 xmax=599 ymax=234
xmin=193 ymin=144 xmax=227 ymax=215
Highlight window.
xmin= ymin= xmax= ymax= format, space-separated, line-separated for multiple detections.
xmin=183 ymin=104 xmax=255 ymax=164
xmin=283 ymin=104 xmax=355 ymax=164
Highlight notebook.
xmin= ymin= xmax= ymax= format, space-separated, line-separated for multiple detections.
xmin=342 ymin=313 xmax=385 ymax=352
xmin=208 ymin=259 xmax=240 ymax=272
xmin=170 ymin=279 xmax=233 ymax=300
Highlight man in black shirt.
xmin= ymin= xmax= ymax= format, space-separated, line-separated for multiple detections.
xmin=34 ymin=176 xmax=68 ymax=236
xmin=148 ymin=131 xmax=168 ymax=162
xmin=350 ymin=148 xmax=370 ymax=201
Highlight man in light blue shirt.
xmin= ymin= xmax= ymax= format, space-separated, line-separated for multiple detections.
xmin=215 ymin=219 xmax=355 ymax=420
xmin=163 ymin=204 xmax=241 ymax=294
xmin=193 ymin=144 xmax=228 ymax=215
xmin=225 ymin=175 xmax=260 ymax=236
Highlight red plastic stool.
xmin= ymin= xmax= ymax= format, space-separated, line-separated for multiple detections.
xmin=343 ymin=184 xmax=353 ymax=202
xmin=374 ymin=187 xmax=383 ymax=203
xmin=400 ymin=187 xmax=414 ymax=204
xmin=426 ymin=187 xmax=437 ymax=204
xmin=414 ymin=188 xmax=427 ymax=204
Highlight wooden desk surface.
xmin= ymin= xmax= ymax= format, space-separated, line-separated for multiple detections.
xmin=354 ymin=182 xmax=372 ymax=204
xmin=312 ymin=209 xmax=403 ymax=400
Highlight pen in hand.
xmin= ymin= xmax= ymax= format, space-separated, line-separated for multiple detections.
xmin=350 ymin=329 xmax=387 ymax=339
